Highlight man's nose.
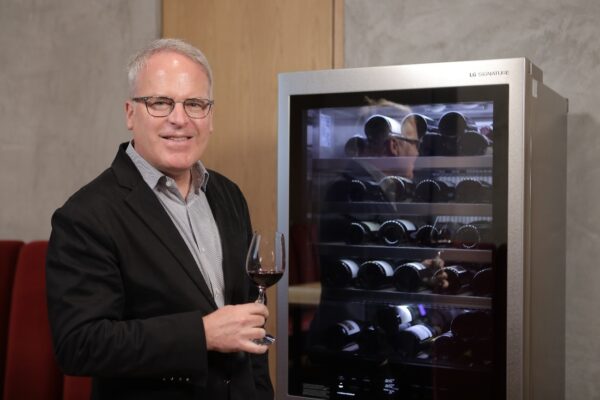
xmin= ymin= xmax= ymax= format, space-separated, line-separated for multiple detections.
xmin=167 ymin=102 xmax=189 ymax=125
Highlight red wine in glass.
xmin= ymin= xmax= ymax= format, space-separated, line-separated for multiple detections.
xmin=248 ymin=270 xmax=284 ymax=288
xmin=245 ymin=231 xmax=286 ymax=345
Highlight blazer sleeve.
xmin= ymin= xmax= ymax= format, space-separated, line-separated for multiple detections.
xmin=46 ymin=202 xmax=210 ymax=385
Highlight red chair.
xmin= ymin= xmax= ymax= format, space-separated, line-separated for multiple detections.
xmin=62 ymin=375 xmax=92 ymax=400
xmin=0 ymin=240 xmax=24 ymax=394
xmin=2 ymin=241 xmax=62 ymax=400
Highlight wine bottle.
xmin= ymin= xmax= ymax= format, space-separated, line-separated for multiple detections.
xmin=348 ymin=178 xmax=385 ymax=202
xmin=325 ymin=319 xmax=363 ymax=351
xmin=364 ymin=114 xmax=401 ymax=146
xmin=325 ymin=178 xmax=352 ymax=202
xmin=430 ymin=331 xmax=461 ymax=361
xmin=437 ymin=111 xmax=478 ymax=137
xmin=344 ymin=135 xmax=368 ymax=157
xmin=458 ymin=131 xmax=492 ymax=156
xmin=455 ymin=178 xmax=492 ymax=203
xmin=414 ymin=224 xmax=441 ymax=246
xmin=356 ymin=260 xmax=395 ymax=290
xmin=400 ymin=113 xmax=435 ymax=140
xmin=414 ymin=179 xmax=455 ymax=203
xmin=377 ymin=304 xmax=425 ymax=333
xmin=322 ymin=258 xmax=360 ymax=288
xmin=393 ymin=262 xmax=434 ymax=292
xmin=378 ymin=175 xmax=414 ymax=202
xmin=453 ymin=220 xmax=492 ymax=249
xmin=415 ymin=221 xmax=460 ymax=246
xmin=346 ymin=221 xmax=380 ymax=245
xmin=393 ymin=323 xmax=441 ymax=357
xmin=379 ymin=219 xmax=417 ymax=246
xmin=450 ymin=310 xmax=492 ymax=340
xmin=418 ymin=132 xmax=457 ymax=156
xmin=470 ymin=267 xmax=494 ymax=296
xmin=387 ymin=306 xmax=458 ymax=358
xmin=432 ymin=265 xmax=473 ymax=294
xmin=435 ymin=221 xmax=461 ymax=246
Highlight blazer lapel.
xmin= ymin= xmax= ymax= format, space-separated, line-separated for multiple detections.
xmin=112 ymin=144 xmax=218 ymax=309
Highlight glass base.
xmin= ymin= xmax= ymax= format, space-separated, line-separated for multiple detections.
xmin=253 ymin=334 xmax=276 ymax=346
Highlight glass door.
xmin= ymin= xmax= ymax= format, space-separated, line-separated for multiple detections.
xmin=286 ymin=85 xmax=508 ymax=400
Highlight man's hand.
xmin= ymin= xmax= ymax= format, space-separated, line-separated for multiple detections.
xmin=202 ymin=303 xmax=270 ymax=354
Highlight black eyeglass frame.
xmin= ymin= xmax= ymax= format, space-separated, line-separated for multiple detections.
xmin=389 ymin=133 xmax=421 ymax=145
xmin=131 ymin=96 xmax=214 ymax=119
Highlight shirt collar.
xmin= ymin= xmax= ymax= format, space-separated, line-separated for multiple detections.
xmin=126 ymin=141 xmax=210 ymax=193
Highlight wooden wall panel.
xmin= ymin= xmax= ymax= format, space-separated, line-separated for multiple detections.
xmin=162 ymin=0 xmax=343 ymax=385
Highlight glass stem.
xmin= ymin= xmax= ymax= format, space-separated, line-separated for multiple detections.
xmin=256 ymin=286 xmax=266 ymax=304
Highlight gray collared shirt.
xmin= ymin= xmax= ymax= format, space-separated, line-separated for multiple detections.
xmin=126 ymin=142 xmax=225 ymax=307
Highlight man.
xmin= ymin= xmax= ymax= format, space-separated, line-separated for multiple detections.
xmin=46 ymin=38 xmax=273 ymax=400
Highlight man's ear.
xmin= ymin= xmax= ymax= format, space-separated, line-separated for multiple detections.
xmin=386 ymin=137 xmax=401 ymax=156
xmin=125 ymin=101 xmax=134 ymax=131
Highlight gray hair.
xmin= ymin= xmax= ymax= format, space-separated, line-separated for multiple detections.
xmin=127 ymin=38 xmax=213 ymax=97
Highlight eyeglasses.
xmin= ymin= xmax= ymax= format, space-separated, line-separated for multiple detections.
xmin=390 ymin=134 xmax=420 ymax=145
xmin=131 ymin=96 xmax=214 ymax=119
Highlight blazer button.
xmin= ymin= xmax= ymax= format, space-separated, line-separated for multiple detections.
xmin=224 ymin=378 xmax=231 ymax=385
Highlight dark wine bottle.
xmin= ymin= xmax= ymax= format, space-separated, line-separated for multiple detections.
xmin=377 ymin=304 xmax=425 ymax=333
xmin=325 ymin=319 xmax=363 ymax=351
xmin=394 ymin=323 xmax=441 ymax=357
xmin=435 ymin=221 xmax=461 ymax=246
xmin=430 ymin=331 xmax=461 ymax=361
xmin=414 ymin=224 xmax=441 ymax=246
xmin=364 ymin=114 xmax=401 ymax=146
xmin=378 ymin=175 xmax=414 ymax=202
xmin=418 ymin=132 xmax=457 ymax=156
xmin=453 ymin=220 xmax=492 ymax=249
xmin=450 ymin=310 xmax=492 ymax=340
xmin=393 ymin=262 xmax=434 ymax=292
xmin=325 ymin=178 xmax=352 ymax=202
xmin=400 ymin=113 xmax=435 ymax=140
xmin=454 ymin=178 xmax=492 ymax=203
xmin=458 ymin=131 xmax=492 ymax=156
xmin=379 ymin=219 xmax=417 ymax=246
xmin=356 ymin=260 xmax=395 ymax=290
xmin=470 ymin=267 xmax=494 ymax=296
xmin=346 ymin=221 xmax=380 ymax=245
xmin=348 ymin=178 xmax=384 ymax=202
xmin=387 ymin=306 xmax=458 ymax=358
xmin=344 ymin=135 xmax=368 ymax=157
xmin=432 ymin=265 xmax=473 ymax=294
xmin=437 ymin=111 xmax=478 ymax=137
xmin=322 ymin=258 xmax=360 ymax=288
xmin=414 ymin=179 xmax=455 ymax=203
xmin=415 ymin=221 xmax=460 ymax=246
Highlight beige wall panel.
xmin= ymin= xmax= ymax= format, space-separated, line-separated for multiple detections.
xmin=164 ymin=0 xmax=335 ymax=235
xmin=163 ymin=0 xmax=343 ymax=384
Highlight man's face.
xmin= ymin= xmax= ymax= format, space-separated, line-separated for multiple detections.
xmin=125 ymin=51 xmax=213 ymax=179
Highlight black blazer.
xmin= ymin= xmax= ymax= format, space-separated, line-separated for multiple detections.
xmin=46 ymin=143 xmax=273 ymax=400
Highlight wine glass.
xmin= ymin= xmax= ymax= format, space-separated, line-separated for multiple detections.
xmin=245 ymin=230 xmax=286 ymax=345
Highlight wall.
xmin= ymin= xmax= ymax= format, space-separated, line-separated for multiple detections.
xmin=0 ymin=0 xmax=160 ymax=241
xmin=345 ymin=0 xmax=599 ymax=398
